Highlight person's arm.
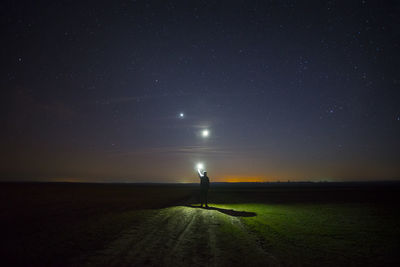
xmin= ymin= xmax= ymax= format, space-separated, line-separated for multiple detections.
xmin=197 ymin=169 xmax=203 ymax=177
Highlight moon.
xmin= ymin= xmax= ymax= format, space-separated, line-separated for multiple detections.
xmin=202 ymin=129 xmax=209 ymax=137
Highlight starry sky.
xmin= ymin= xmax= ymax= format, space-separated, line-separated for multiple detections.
xmin=2 ymin=1 xmax=400 ymax=183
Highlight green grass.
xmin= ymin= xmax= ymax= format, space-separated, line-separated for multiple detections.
xmin=211 ymin=203 xmax=400 ymax=266
xmin=2 ymin=183 xmax=399 ymax=266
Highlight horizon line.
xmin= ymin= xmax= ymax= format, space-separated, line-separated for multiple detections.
xmin=1 ymin=180 xmax=400 ymax=185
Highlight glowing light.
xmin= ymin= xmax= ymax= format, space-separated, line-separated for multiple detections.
xmin=179 ymin=113 xmax=184 ymax=118
xmin=196 ymin=163 xmax=204 ymax=170
xmin=202 ymin=129 xmax=209 ymax=137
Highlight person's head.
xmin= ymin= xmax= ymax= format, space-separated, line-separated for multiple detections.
xmin=203 ymin=171 xmax=207 ymax=176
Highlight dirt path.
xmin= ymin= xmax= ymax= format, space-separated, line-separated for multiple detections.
xmin=75 ymin=206 xmax=278 ymax=267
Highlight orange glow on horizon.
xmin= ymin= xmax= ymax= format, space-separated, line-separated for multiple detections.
xmin=218 ymin=175 xmax=272 ymax=183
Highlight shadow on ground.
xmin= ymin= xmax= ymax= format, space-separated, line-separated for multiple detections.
xmin=184 ymin=204 xmax=257 ymax=217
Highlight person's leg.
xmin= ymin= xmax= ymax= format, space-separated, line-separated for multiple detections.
xmin=200 ymin=189 xmax=203 ymax=207
xmin=205 ymin=189 xmax=209 ymax=207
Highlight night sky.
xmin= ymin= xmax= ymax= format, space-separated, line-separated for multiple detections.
xmin=2 ymin=1 xmax=400 ymax=183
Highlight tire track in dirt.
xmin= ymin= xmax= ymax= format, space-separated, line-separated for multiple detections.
xmin=77 ymin=206 xmax=278 ymax=267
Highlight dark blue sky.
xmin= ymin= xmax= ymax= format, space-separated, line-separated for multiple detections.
xmin=2 ymin=1 xmax=399 ymax=182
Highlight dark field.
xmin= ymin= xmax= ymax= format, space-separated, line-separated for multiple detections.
xmin=1 ymin=182 xmax=400 ymax=266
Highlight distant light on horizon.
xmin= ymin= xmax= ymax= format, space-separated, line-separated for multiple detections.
xmin=202 ymin=129 xmax=209 ymax=137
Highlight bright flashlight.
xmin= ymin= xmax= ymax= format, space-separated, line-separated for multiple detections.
xmin=179 ymin=113 xmax=184 ymax=118
xmin=196 ymin=163 xmax=204 ymax=170
xmin=202 ymin=129 xmax=209 ymax=137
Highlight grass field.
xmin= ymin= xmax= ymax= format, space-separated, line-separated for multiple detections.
xmin=1 ymin=182 xmax=399 ymax=266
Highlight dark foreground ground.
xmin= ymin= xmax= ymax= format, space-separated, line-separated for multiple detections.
xmin=1 ymin=182 xmax=399 ymax=266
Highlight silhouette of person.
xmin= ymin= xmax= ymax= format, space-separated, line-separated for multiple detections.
xmin=197 ymin=169 xmax=210 ymax=207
